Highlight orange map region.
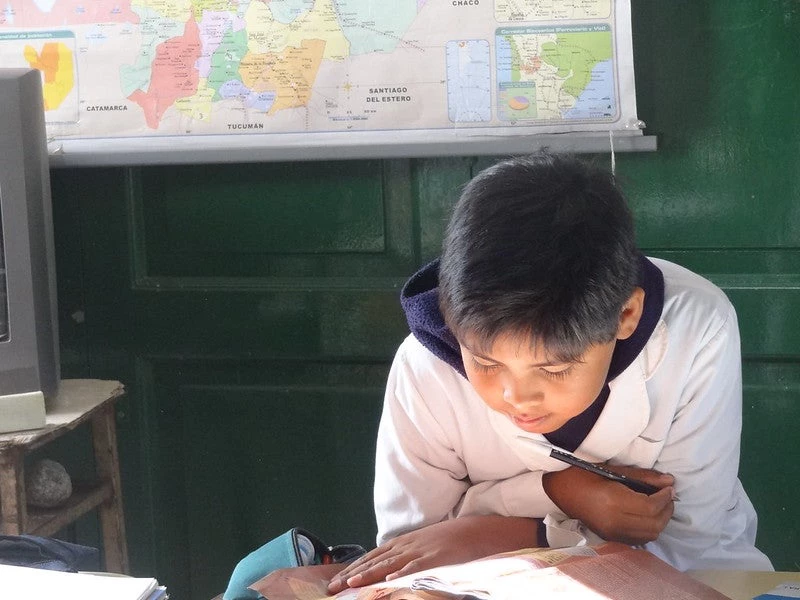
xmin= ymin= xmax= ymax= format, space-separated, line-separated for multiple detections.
xmin=24 ymin=42 xmax=74 ymax=110
xmin=0 ymin=1 xmax=138 ymax=26
xmin=128 ymin=18 xmax=202 ymax=129
xmin=240 ymin=39 xmax=326 ymax=115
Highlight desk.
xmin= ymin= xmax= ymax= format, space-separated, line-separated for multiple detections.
xmin=0 ymin=379 xmax=128 ymax=574
xmin=689 ymin=570 xmax=800 ymax=600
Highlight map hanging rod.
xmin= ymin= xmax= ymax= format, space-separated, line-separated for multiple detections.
xmin=47 ymin=131 xmax=657 ymax=168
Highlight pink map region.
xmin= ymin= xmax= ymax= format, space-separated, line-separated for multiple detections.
xmin=0 ymin=1 xmax=139 ymax=27
xmin=128 ymin=18 xmax=202 ymax=129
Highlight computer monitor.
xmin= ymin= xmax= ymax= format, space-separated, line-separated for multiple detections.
xmin=0 ymin=68 xmax=60 ymax=433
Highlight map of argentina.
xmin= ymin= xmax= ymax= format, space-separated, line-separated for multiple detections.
xmin=0 ymin=0 xmax=635 ymax=141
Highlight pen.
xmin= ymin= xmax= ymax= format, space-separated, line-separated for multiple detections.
xmin=516 ymin=437 xmax=663 ymax=496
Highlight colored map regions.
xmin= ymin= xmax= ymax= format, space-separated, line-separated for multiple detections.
xmin=540 ymin=26 xmax=612 ymax=98
xmin=0 ymin=1 xmax=138 ymax=26
xmin=270 ymin=0 xmax=316 ymax=25
xmin=24 ymin=41 xmax=75 ymax=110
xmin=495 ymin=0 xmax=611 ymax=22
xmin=121 ymin=0 xmax=420 ymax=128
xmin=127 ymin=18 xmax=201 ymax=129
xmin=333 ymin=0 xmax=419 ymax=55
xmin=445 ymin=40 xmax=491 ymax=123
xmin=0 ymin=0 xmax=637 ymax=143
xmin=244 ymin=0 xmax=348 ymax=60
xmin=496 ymin=24 xmax=615 ymax=122
xmin=0 ymin=30 xmax=79 ymax=122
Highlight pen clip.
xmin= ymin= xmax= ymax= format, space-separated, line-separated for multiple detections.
xmin=515 ymin=436 xmax=555 ymax=453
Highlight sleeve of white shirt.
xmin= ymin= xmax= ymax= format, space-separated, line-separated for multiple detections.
xmin=374 ymin=344 xmax=471 ymax=545
xmin=644 ymin=304 xmax=764 ymax=569
xmin=453 ymin=470 xmax=559 ymax=519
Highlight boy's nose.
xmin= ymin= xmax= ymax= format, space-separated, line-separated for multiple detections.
xmin=502 ymin=384 xmax=543 ymax=408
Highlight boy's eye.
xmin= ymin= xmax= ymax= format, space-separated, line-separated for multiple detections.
xmin=539 ymin=366 xmax=573 ymax=380
xmin=471 ymin=358 xmax=500 ymax=373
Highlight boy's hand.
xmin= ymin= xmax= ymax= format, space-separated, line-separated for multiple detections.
xmin=326 ymin=515 xmax=541 ymax=594
xmin=542 ymin=465 xmax=675 ymax=545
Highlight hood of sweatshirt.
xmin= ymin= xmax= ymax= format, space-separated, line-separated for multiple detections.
xmin=400 ymin=258 xmax=465 ymax=377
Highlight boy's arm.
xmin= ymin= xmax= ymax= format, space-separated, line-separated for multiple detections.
xmin=453 ymin=472 xmax=560 ymax=518
xmin=328 ymin=515 xmax=542 ymax=593
xmin=542 ymin=463 xmax=675 ymax=544
xmin=643 ymin=306 xmax=765 ymax=569
xmin=373 ymin=345 xmax=472 ymax=544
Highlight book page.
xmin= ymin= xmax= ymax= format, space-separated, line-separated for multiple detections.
xmin=558 ymin=550 xmax=731 ymax=600
xmin=352 ymin=542 xmax=632 ymax=599
xmin=0 ymin=564 xmax=158 ymax=600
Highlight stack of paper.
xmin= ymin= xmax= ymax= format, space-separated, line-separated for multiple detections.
xmin=0 ymin=564 xmax=167 ymax=600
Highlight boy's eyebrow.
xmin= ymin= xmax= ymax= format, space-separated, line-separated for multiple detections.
xmin=466 ymin=347 xmax=568 ymax=367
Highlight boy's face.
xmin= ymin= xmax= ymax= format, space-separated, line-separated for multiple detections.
xmin=459 ymin=288 xmax=644 ymax=435
xmin=460 ymin=335 xmax=615 ymax=434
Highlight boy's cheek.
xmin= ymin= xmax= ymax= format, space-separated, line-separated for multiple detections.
xmin=465 ymin=372 xmax=500 ymax=406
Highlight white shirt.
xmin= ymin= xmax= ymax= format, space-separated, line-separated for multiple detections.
xmin=374 ymin=258 xmax=773 ymax=571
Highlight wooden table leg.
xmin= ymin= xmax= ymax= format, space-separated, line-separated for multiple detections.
xmin=91 ymin=404 xmax=129 ymax=574
xmin=0 ymin=448 xmax=26 ymax=535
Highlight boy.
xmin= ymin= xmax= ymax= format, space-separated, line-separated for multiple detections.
xmin=328 ymin=152 xmax=772 ymax=593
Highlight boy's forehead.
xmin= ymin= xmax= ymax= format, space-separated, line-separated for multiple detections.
xmin=460 ymin=330 xmax=564 ymax=360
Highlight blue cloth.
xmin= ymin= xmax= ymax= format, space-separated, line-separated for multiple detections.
xmin=0 ymin=534 xmax=99 ymax=572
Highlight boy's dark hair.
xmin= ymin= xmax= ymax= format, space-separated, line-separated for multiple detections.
xmin=438 ymin=151 xmax=640 ymax=362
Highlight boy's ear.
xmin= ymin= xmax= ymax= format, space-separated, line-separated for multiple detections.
xmin=616 ymin=287 xmax=645 ymax=340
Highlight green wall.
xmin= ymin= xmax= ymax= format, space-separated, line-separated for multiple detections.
xmin=48 ymin=2 xmax=799 ymax=598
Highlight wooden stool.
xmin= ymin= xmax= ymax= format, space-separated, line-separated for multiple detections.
xmin=0 ymin=379 xmax=129 ymax=574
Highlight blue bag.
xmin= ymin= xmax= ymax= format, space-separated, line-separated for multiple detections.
xmin=223 ymin=528 xmax=365 ymax=600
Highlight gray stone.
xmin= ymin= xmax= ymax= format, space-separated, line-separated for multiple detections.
xmin=25 ymin=458 xmax=73 ymax=508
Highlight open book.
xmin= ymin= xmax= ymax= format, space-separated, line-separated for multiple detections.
xmin=250 ymin=542 xmax=730 ymax=600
